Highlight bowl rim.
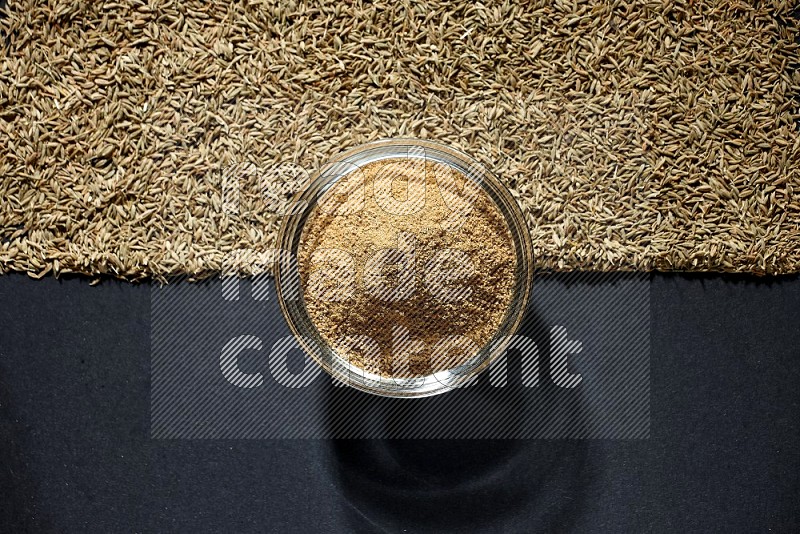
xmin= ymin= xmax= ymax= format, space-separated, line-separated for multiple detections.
xmin=274 ymin=138 xmax=534 ymax=398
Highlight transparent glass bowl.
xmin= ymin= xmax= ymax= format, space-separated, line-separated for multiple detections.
xmin=274 ymin=139 xmax=533 ymax=397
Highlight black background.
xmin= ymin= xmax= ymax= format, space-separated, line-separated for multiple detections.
xmin=0 ymin=272 xmax=798 ymax=532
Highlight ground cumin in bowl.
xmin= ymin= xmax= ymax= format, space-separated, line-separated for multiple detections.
xmin=275 ymin=139 xmax=532 ymax=397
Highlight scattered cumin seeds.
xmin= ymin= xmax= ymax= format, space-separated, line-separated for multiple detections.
xmin=0 ymin=0 xmax=799 ymax=280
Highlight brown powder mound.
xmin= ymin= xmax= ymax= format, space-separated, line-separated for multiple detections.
xmin=298 ymin=159 xmax=516 ymax=377
xmin=1 ymin=0 xmax=799 ymax=280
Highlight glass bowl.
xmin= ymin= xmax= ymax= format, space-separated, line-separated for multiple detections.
xmin=274 ymin=139 xmax=533 ymax=397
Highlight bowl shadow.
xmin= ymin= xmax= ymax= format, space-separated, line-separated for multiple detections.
xmin=321 ymin=302 xmax=597 ymax=532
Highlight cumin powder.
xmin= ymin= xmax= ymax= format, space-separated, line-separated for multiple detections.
xmin=298 ymin=158 xmax=516 ymax=377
